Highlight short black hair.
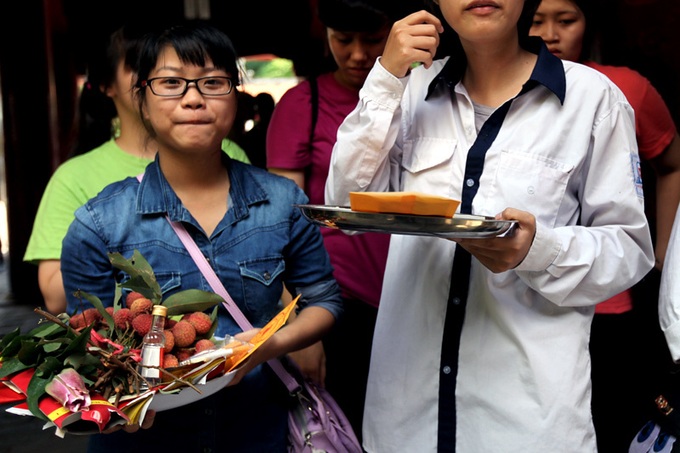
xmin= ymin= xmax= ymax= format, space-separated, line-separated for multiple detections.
xmin=134 ymin=21 xmax=241 ymax=138
xmin=135 ymin=21 xmax=241 ymax=87
xmin=317 ymin=0 xmax=400 ymax=32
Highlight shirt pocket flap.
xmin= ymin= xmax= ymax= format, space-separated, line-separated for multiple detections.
xmin=239 ymin=257 xmax=285 ymax=287
xmin=156 ymin=272 xmax=182 ymax=294
xmin=402 ymin=138 xmax=456 ymax=174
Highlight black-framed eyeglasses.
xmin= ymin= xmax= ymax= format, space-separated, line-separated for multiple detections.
xmin=141 ymin=76 xmax=235 ymax=97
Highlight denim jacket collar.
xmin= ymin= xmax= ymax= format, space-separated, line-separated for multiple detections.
xmin=135 ymin=153 xmax=269 ymax=226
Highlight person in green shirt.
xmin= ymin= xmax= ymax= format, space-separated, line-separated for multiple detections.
xmin=24 ymin=23 xmax=250 ymax=314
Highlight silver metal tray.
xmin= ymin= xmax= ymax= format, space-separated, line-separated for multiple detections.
xmin=296 ymin=205 xmax=517 ymax=239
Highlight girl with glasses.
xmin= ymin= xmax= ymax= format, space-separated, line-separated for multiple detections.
xmin=23 ymin=23 xmax=251 ymax=316
xmin=61 ymin=21 xmax=343 ymax=452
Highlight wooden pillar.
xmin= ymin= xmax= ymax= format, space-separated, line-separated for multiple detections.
xmin=0 ymin=0 xmax=77 ymax=305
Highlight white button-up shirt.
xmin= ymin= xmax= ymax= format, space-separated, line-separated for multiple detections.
xmin=660 ymin=203 xmax=680 ymax=361
xmin=325 ymin=42 xmax=654 ymax=452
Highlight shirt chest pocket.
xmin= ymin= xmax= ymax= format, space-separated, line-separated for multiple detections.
xmin=401 ymin=138 xmax=458 ymax=195
xmin=156 ymin=272 xmax=182 ymax=293
xmin=238 ymin=257 xmax=286 ymax=322
xmin=487 ymin=151 xmax=574 ymax=227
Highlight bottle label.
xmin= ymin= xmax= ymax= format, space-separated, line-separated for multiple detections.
xmin=140 ymin=345 xmax=163 ymax=379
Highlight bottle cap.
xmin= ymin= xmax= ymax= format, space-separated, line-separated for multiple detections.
xmin=151 ymin=305 xmax=167 ymax=317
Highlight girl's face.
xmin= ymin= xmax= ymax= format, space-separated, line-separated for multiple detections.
xmin=438 ymin=0 xmax=525 ymax=45
xmin=529 ymin=0 xmax=585 ymax=62
xmin=105 ymin=60 xmax=137 ymax=118
xmin=141 ymin=46 xmax=236 ymax=153
xmin=327 ymin=26 xmax=390 ymax=91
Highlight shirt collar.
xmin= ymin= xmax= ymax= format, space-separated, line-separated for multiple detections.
xmin=136 ymin=153 xmax=269 ymax=223
xmin=426 ymin=37 xmax=565 ymax=105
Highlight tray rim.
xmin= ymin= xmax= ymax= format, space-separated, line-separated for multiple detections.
xmin=295 ymin=204 xmax=517 ymax=238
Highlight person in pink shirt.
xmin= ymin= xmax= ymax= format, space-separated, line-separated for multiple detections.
xmin=267 ymin=0 xmax=419 ymax=441
xmin=531 ymin=1 xmax=680 ymax=450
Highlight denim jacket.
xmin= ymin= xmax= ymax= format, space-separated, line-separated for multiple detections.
xmin=62 ymin=154 xmax=342 ymax=338
xmin=62 ymin=154 xmax=341 ymax=451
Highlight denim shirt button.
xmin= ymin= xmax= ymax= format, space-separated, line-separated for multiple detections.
xmin=263 ymin=271 xmax=271 ymax=281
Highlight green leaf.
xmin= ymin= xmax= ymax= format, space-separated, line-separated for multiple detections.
xmin=64 ymin=352 xmax=100 ymax=371
xmin=0 ymin=328 xmax=21 ymax=351
xmin=36 ymin=356 xmax=65 ymax=377
xmin=109 ymin=251 xmax=162 ymax=302
xmin=0 ymin=356 xmax=32 ymax=379
xmin=30 ymin=321 xmax=66 ymax=339
xmin=16 ymin=338 xmax=41 ymax=366
xmin=41 ymin=338 xmax=70 ymax=354
xmin=113 ymin=284 xmax=123 ymax=310
xmin=0 ymin=329 xmax=23 ymax=358
xmin=61 ymin=325 xmax=93 ymax=357
xmin=162 ymin=289 xmax=223 ymax=316
xmin=205 ymin=305 xmax=219 ymax=339
xmin=26 ymin=357 xmax=63 ymax=421
xmin=119 ymin=277 xmax=162 ymax=304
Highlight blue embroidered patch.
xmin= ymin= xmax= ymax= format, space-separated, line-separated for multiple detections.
xmin=631 ymin=151 xmax=644 ymax=198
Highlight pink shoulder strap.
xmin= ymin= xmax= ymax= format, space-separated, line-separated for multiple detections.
xmin=135 ymin=172 xmax=299 ymax=392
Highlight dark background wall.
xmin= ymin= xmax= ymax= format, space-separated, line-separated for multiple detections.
xmin=0 ymin=0 xmax=679 ymax=305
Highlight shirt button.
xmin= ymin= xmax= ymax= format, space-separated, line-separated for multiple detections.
xmin=466 ymin=178 xmax=474 ymax=187
xmin=451 ymin=297 xmax=461 ymax=305
xmin=527 ymin=185 xmax=535 ymax=195
xmin=443 ymin=366 xmax=452 ymax=374
xmin=263 ymin=271 xmax=271 ymax=281
xmin=204 ymin=409 xmax=213 ymax=415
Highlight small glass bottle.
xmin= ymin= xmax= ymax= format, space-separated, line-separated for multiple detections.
xmin=138 ymin=304 xmax=167 ymax=390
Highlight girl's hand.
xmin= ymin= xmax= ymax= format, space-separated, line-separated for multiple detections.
xmin=381 ymin=10 xmax=444 ymax=78
xmin=287 ymin=341 xmax=326 ymax=386
xmin=452 ymin=208 xmax=536 ymax=273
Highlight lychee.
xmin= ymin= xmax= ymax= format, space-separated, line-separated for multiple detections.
xmin=163 ymin=353 xmax=179 ymax=368
xmin=69 ymin=313 xmax=86 ymax=330
xmin=131 ymin=313 xmax=153 ymax=336
xmin=113 ymin=308 xmax=134 ymax=330
xmin=163 ymin=329 xmax=175 ymax=353
xmin=171 ymin=320 xmax=196 ymax=348
xmin=194 ymin=339 xmax=215 ymax=353
xmin=105 ymin=306 xmax=115 ymax=316
xmin=130 ymin=298 xmax=153 ymax=317
xmin=82 ymin=308 xmax=102 ymax=325
xmin=125 ymin=291 xmax=145 ymax=308
xmin=176 ymin=348 xmax=193 ymax=363
xmin=187 ymin=311 xmax=212 ymax=335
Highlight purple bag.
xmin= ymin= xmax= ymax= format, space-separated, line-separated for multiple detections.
xmin=288 ymin=378 xmax=363 ymax=453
